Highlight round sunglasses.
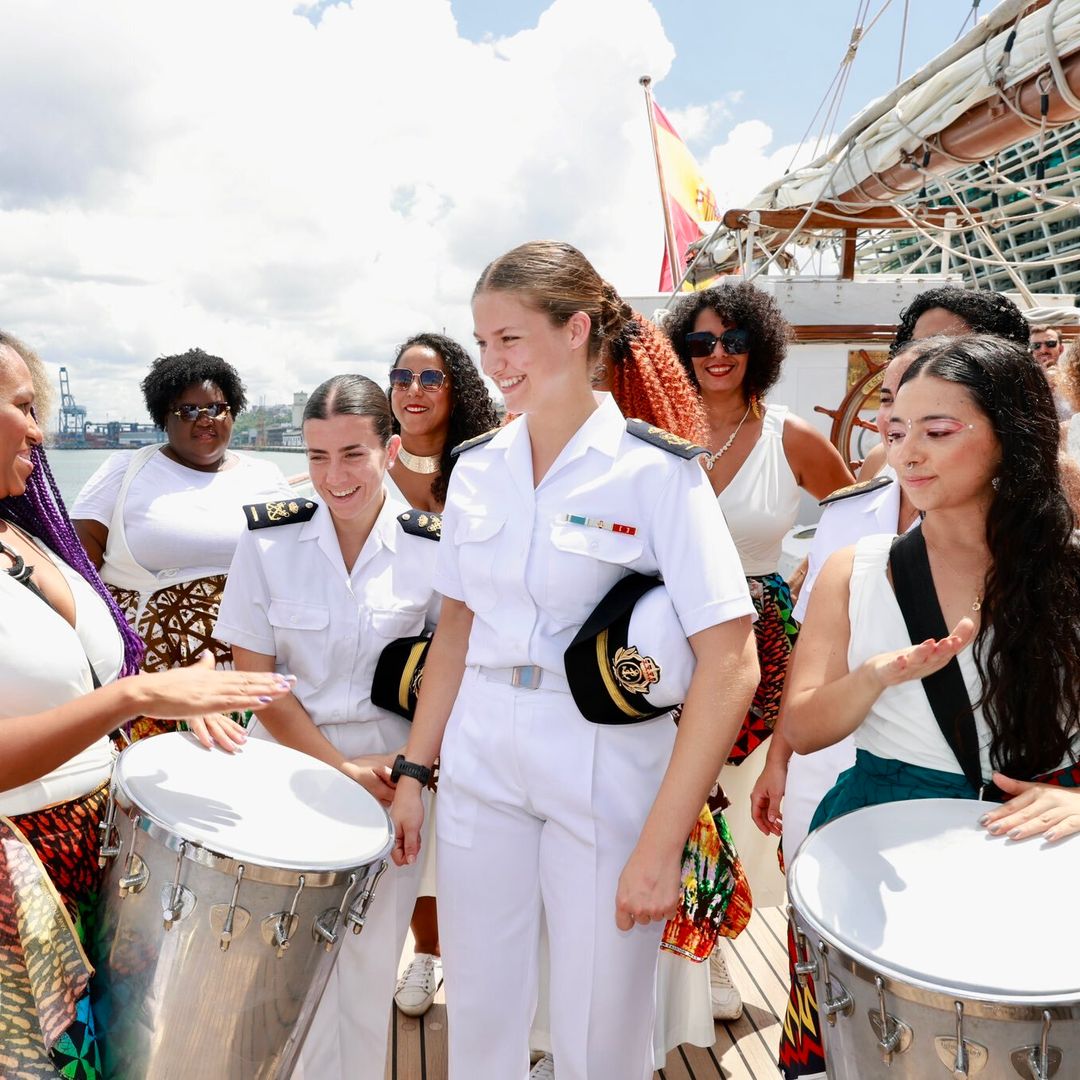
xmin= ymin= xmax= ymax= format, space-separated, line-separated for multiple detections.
xmin=389 ymin=368 xmax=448 ymax=392
xmin=685 ymin=328 xmax=751 ymax=358
xmin=171 ymin=402 xmax=231 ymax=422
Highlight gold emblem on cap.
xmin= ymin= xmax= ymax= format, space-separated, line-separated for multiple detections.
xmin=612 ymin=645 xmax=662 ymax=695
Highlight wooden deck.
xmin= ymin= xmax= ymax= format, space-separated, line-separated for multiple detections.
xmin=386 ymin=905 xmax=788 ymax=1079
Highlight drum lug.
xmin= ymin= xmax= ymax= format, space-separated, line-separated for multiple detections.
xmin=312 ymin=872 xmax=360 ymax=952
xmin=1010 ymin=1011 xmax=1062 ymax=1079
xmin=934 ymin=1002 xmax=989 ymax=1077
xmin=263 ymin=875 xmax=305 ymax=957
xmin=119 ymin=854 xmax=149 ymax=897
xmin=211 ymin=865 xmax=248 ymax=952
xmin=97 ymin=784 xmax=121 ymax=866
xmin=868 ymin=977 xmax=912 ymax=1065
xmin=346 ymin=860 xmax=389 ymax=936
xmin=817 ymin=940 xmax=853 ymax=1024
xmin=787 ymin=905 xmax=817 ymax=986
xmin=162 ymin=842 xmax=195 ymax=930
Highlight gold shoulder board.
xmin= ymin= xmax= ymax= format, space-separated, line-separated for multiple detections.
xmin=449 ymin=427 xmax=500 ymax=458
xmin=398 ymin=509 xmax=442 ymax=541
xmin=244 ymin=499 xmax=318 ymax=530
xmin=818 ymin=475 xmax=893 ymax=507
xmin=625 ymin=418 xmax=709 ymax=460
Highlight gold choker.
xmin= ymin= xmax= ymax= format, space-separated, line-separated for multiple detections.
xmin=397 ymin=447 xmax=441 ymax=474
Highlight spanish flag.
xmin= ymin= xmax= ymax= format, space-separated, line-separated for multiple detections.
xmin=652 ymin=101 xmax=720 ymax=292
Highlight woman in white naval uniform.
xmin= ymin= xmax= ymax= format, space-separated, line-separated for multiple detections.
xmin=214 ymin=375 xmax=439 ymax=1080
xmin=390 ymin=241 xmax=759 ymax=1080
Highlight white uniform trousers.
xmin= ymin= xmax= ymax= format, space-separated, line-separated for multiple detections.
xmin=252 ymin=716 xmax=424 ymax=1080
xmin=436 ymin=669 xmax=675 ymax=1080
xmin=780 ymin=737 xmax=856 ymax=870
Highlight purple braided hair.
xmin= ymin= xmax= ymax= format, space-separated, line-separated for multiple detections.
xmin=1 ymin=439 xmax=145 ymax=677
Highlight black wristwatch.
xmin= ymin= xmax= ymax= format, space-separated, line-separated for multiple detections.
xmin=391 ymin=754 xmax=433 ymax=787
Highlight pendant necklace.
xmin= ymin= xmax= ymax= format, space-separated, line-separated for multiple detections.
xmin=705 ymin=404 xmax=753 ymax=472
xmin=397 ymin=447 xmax=441 ymax=475
xmin=928 ymin=545 xmax=983 ymax=612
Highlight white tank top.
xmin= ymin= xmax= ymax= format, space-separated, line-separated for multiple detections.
xmin=716 ymin=404 xmax=801 ymax=576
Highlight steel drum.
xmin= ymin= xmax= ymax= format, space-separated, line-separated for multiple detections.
xmin=788 ymin=798 xmax=1080 ymax=1079
xmin=95 ymin=732 xmax=392 ymax=1079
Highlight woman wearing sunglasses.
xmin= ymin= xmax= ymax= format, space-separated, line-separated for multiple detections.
xmin=664 ymin=285 xmax=851 ymax=901
xmin=385 ymin=333 xmax=500 ymax=513
xmin=72 ymin=348 xmax=289 ymax=745
xmin=384 ymin=334 xmax=498 ymax=1020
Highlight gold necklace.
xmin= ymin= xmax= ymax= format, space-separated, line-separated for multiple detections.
xmin=705 ymin=404 xmax=753 ymax=471
xmin=927 ymin=544 xmax=984 ymax=612
xmin=397 ymin=447 xmax=441 ymax=475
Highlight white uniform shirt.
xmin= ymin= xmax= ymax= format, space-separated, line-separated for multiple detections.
xmin=434 ymin=393 xmax=753 ymax=674
xmin=793 ymin=466 xmax=916 ymax=622
xmin=215 ymin=492 xmax=439 ymax=726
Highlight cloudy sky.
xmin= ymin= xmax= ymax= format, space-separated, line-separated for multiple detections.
xmin=2 ymin=0 xmax=983 ymax=424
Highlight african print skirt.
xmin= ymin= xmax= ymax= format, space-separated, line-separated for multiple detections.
xmin=0 ymin=784 xmax=108 ymax=1079
xmin=108 ymin=574 xmax=235 ymax=742
xmin=726 ymin=572 xmax=799 ymax=766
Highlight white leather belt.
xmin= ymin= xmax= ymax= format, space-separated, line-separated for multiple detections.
xmin=477 ymin=665 xmax=570 ymax=692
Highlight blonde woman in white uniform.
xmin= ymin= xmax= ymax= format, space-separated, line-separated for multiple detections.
xmin=390 ymin=241 xmax=758 ymax=1080
xmin=215 ymin=375 xmax=439 ymax=1080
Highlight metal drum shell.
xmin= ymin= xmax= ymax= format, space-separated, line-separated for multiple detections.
xmin=95 ymin=735 xmax=394 ymax=1080
xmin=787 ymin=798 xmax=1080 ymax=1079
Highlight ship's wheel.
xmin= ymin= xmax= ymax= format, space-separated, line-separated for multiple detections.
xmin=813 ymin=349 xmax=888 ymax=467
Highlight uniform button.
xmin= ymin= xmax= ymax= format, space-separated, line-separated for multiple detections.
xmin=290 ymin=615 xmax=299 ymax=624
xmin=588 ymin=540 xmax=599 ymax=552
xmin=331 ymin=710 xmax=342 ymax=720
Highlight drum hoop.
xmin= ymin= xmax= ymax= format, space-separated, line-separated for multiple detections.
xmin=792 ymin=905 xmax=1080 ymax=1020
xmin=114 ymin=785 xmax=394 ymax=888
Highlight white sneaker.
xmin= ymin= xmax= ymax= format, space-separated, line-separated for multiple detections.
xmin=394 ymin=953 xmax=443 ymax=1016
xmin=709 ymin=941 xmax=743 ymax=1021
xmin=529 ymin=1054 xmax=555 ymax=1079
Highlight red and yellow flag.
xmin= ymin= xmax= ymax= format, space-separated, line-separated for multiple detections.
xmin=652 ymin=101 xmax=720 ymax=292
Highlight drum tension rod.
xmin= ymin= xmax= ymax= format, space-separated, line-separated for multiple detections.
xmin=818 ymin=940 xmax=853 ymax=1025
xmin=272 ymin=876 xmax=305 ymax=958
xmin=346 ymin=860 xmax=389 ymax=936
xmin=219 ymin=865 xmax=245 ymax=952
xmin=118 ymin=815 xmax=148 ymax=896
xmin=97 ymin=788 xmax=121 ymax=866
xmin=1010 ymin=1010 xmax=1061 ymax=1080
xmin=870 ymin=976 xmax=911 ymax=1065
xmin=163 ymin=842 xmax=188 ymax=931
xmin=787 ymin=906 xmax=816 ymax=987
xmin=313 ymin=872 xmax=359 ymax=952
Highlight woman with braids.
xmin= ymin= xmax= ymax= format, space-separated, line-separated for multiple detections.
xmin=0 ymin=332 xmax=292 ymax=1077
xmin=778 ymin=334 xmax=1080 ymax=1078
xmin=663 ymin=282 xmax=852 ymax=1010
xmin=390 ymin=241 xmax=757 ymax=1080
xmin=72 ymin=348 xmax=289 ymax=744
xmin=382 ymin=333 xmax=499 ymax=1020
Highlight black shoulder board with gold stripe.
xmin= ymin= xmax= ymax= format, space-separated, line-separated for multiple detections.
xmin=398 ymin=509 xmax=442 ymax=541
xmin=244 ymin=499 xmax=318 ymax=530
xmin=818 ymin=475 xmax=893 ymax=507
xmin=449 ymin=426 xmax=500 ymax=458
xmin=625 ymin=418 xmax=709 ymax=460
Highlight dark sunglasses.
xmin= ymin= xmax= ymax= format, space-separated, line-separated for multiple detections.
xmin=388 ymin=368 xmax=447 ymax=392
xmin=171 ymin=402 xmax=231 ymax=422
xmin=685 ymin=328 xmax=751 ymax=358
xmin=1030 ymin=340 xmax=1060 ymax=351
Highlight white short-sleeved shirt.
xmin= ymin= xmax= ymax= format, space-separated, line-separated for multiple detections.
xmin=72 ymin=448 xmax=290 ymax=578
xmin=0 ymin=528 xmax=123 ymax=815
xmin=434 ymin=393 xmax=753 ymax=674
xmin=214 ymin=491 xmax=439 ymax=727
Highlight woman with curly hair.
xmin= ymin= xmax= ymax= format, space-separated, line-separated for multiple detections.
xmin=779 ymin=334 xmax=1080 ymax=1076
xmin=385 ymin=332 xmax=500 ymax=513
xmin=72 ymin=348 xmax=289 ymax=744
xmin=384 ymin=333 xmax=499 ymax=1020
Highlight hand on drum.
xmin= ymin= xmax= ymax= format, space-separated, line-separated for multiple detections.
xmin=980 ymin=772 xmax=1080 ymax=842
xmin=186 ymin=712 xmax=249 ymax=753
xmin=342 ymin=754 xmax=398 ymax=806
xmin=135 ymin=653 xmax=295 ymax=739
xmin=864 ymin=617 xmax=975 ymax=689
xmin=390 ymin=783 xmax=426 ymax=867
xmin=750 ymin=755 xmax=787 ymax=836
xmin=614 ymin=845 xmax=681 ymax=932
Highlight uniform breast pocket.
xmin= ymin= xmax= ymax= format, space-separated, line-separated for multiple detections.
xmin=370 ymin=607 xmax=424 ymax=642
xmin=453 ymin=514 xmax=506 ymax=613
xmin=267 ymin=599 xmax=331 ymax=681
xmin=547 ymin=522 xmax=644 ymax=619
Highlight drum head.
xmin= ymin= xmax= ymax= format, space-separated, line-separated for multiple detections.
xmin=789 ymin=798 xmax=1080 ymax=1002
xmin=114 ymin=732 xmax=391 ymax=872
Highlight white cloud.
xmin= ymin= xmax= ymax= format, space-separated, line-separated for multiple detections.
xmin=1 ymin=0 xmax=815 ymax=425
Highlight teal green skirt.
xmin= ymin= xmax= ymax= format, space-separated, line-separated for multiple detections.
xmin=810 ymin=750 xmax=979 ymax=832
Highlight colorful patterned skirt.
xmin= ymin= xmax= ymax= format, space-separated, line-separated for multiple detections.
xmin=108 ymin=574 xmax=235 ymax=742
xmin=0 ymin=784 xmax=109 ymax=1079
xmin=777 ymin=750 xmax=1080 ymax=1078
xmin=725 ymin=572 xmax=799 ymax=766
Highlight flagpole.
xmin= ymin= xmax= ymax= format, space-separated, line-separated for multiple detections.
xmin=639 ymin=75 xmax=680 ymax=292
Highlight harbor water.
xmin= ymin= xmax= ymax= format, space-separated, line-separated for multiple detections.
xmin=45 ymin=448 xmax=309 ymax=506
